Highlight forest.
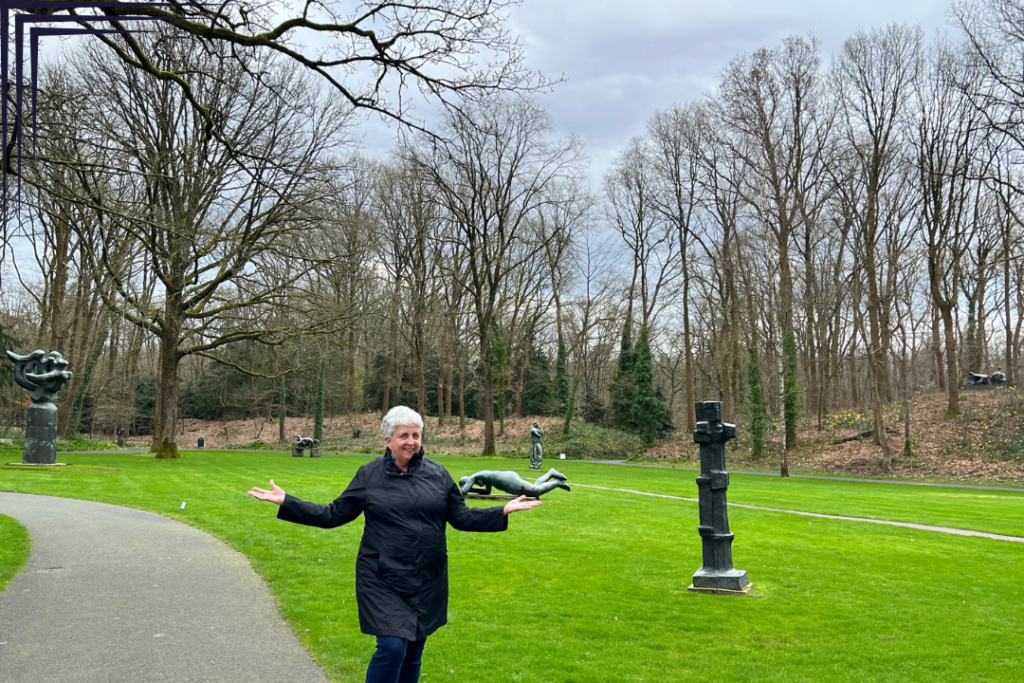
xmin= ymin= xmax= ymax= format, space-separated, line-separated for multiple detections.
xmin=3 ymin=1 xmax=1024 ymax=469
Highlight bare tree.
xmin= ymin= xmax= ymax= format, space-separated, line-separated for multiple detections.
xmin=412 ymin=97 xmax=582 ymax=455
xmin=8 ymin=0 xmax=543 ymax=166
xmin=34 ymin=30 xmax=350 ymax=458
xmin=913 ymin=40 xmax=982 ymax=417
xmin=833 ymin=24 xmax=922 ymax=467
xmin=605 ymin=138 xmax=681 ymax=331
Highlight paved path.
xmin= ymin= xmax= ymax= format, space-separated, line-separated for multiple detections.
xmin=0 ymin=492 xmax=330 ymax=683
xmin=574 ymin=484 xmax=1024 ymax=544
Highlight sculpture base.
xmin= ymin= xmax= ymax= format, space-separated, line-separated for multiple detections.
xmin=6 ymin=462 xmax=70 ymax=467
xmin=465 ymin=493 xmax=538 ymax=501
xmin=687 ymin=583 xmax=752 ymax=596
xmin=23 ymin=402 xmax=58 ymax=465
xmin=691 ymin=567 xmax=750 ymax=592
xmin=292 ymin=447 xmax=322 ymax=458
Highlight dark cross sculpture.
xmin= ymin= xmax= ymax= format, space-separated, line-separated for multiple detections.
xmin=6 ymin=350 xmax=73 ymax=465
xmin=689 ymin=401 xmax=751 ymax=595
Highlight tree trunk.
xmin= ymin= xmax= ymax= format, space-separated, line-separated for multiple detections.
xmin=479 ymin=325 xmax=496 ymax=455
xmin=869 ymin=352 xmax=892 ymax=469
xmin=437 ymin=325 xmax=446 ymax=427
xmin=682 ymin=255 xmax=696 ymax=431
xmin=1005 ymin=239 xmax=1014 ymax=386
xmin=155 ymin=336 xmax=182 ymax=459
xmin=413 ymin=318 xmax=426 ymax=414
xmin=941 ymin=305 xmax=960 ymax=415
xmin=278 ymin=382 xmax=286 ymax=443
xmin=446 ymin=335 xmax=455 ymax=419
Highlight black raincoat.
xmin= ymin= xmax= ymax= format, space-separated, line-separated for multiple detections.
xmin=277 ymin=448 xmax=508 ymax=641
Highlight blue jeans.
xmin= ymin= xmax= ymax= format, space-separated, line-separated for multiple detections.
xmin=365 ymin=635 xmax=427 ymax=683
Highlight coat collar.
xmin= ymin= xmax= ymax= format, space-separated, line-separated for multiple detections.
xmin=383 ymin=447 xmax=425 ymax=476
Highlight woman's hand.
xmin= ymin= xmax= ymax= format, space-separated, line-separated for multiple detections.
xmin=247 ymin=479 xmax=286 ymax=505
xmin=503 ymin=495 xmax=542 ymax=516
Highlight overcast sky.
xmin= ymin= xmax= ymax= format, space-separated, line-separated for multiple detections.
xmin=363 ymin=0 xmax=958 ymax=184
xmin=10 ymin=1 xmax=961 ymax=288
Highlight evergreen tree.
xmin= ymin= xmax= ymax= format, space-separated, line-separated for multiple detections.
xmin=783 ymin=332 xmax=800 ymax=449
xmin=630 ymin=325 xmax=668 ymax=446
xmin=744 ymin=350 xmax=768 ymax=460
xmin=609 ymin=318 xmax=635 ymax=429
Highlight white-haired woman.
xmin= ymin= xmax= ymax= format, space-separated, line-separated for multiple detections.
xmin=247 ymin=405 xmax=540 ymax=683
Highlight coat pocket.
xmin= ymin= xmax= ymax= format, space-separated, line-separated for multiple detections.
xmin=375 ymin=532 xmax=447 ymax=590
xmin=418 ymin=532 xmax=447 ymax=578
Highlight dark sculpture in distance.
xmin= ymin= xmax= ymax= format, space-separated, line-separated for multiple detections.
xmin=689 ymin=401 xmax=751 ymax=595
xmin=967 ymin=368 xmax=1007 ymax=386
xmin=6 ymin=350 xmax=73 ymax=465
xmin=293 ymin=434 xmax=321 ymax=458
xmin=529 ymin=421 xmax=544 ymax=469
xmin=459 ymin=468 xmax=570 ymax=498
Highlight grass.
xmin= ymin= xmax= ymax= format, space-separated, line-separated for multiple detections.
xmin=571 ymin=463 xmax=1024 ymax=538
xmin=1 ymin=450 xmax=1023 ymax=681
xmin=0 ymin=436 xmax=119 ymax=456
xmin=0 ymin=514 xmax=30 ymax=592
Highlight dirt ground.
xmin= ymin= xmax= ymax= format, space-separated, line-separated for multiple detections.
xmin=128 ymin=390 xmax=1024 ymax=484
xmin=150 ymin=413 xmax=553 ymax=454
xmin=645 ymin=389 xmax=1024 ymax=483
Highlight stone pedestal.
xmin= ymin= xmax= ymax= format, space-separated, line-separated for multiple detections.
xmin=309 ymin=447 xmax=321 ymax=458
xmin=688 ymin=401 xmax=751 ymax=595
xmin=23 ymin=402 xmax=58 ymax=465
xmin=291 ymin=447 xmax=304 ymax=457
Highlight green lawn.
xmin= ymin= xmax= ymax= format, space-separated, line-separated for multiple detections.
xmin=0 ymin=514 xmax=30 ymax=591
xmin=570 ymin=463 xmax=1024 ymax=538
xmin=1 ymin=451 xmax=1022 ymax=682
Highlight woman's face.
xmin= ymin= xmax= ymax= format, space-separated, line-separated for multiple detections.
xmin=386 ymin=424 xmax=422 ymax=466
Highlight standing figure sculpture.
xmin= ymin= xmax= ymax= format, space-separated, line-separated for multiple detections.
xmin=6 ymin=350 xmax=73 ymax=465
xmin=529 ymin=421 xmax=544 ymax=469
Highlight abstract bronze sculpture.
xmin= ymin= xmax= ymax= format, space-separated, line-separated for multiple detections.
xmin=292 ymin=434 xmax=321 ymax=458
xmin=967 ymin=368 xmax=1007 ymax=386
xmin=689 ymin=401 xmax=751 ymax=595
xmin=529 ymin=421 xmax=544 ymax=469
xmin=459 ymin=468 xmax=569 ymax=498
xmin=6 ymin=349 xmax=73 ymax=465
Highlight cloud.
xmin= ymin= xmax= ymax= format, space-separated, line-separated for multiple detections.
xmin=509 ymin=0 xmax=954 ymax=181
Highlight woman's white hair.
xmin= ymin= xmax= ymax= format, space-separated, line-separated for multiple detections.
xmin=381 ymin=406 xmax=424 ymax=439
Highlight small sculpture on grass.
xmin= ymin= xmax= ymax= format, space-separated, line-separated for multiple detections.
xmin=529 ymin=421 xmax=544 ymax=469
xmin=459 ymin=468 xmax=569 ymax=498
xmin=292 ymin=435 xmax=321 ymax=458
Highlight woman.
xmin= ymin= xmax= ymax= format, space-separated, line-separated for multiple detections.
xmin=247 ymin=406 xmax=540 ymax=683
